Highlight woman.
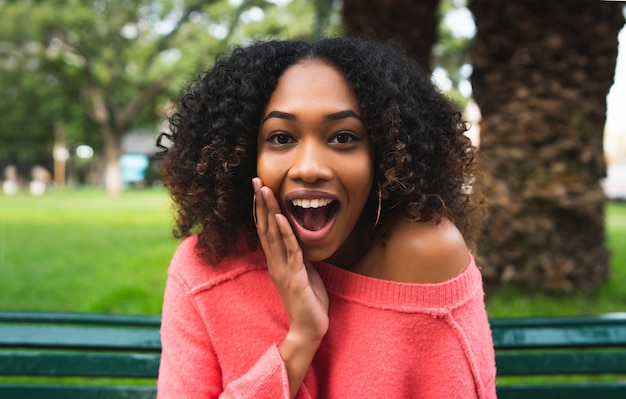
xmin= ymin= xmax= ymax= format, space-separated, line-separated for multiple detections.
xmin=156 ymin=37 xmax=496 ymax=399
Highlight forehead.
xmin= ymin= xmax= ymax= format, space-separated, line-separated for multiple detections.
xmin=265 ymin=60 xmax=360 ymax=112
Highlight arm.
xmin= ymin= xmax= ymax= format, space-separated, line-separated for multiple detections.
xmin=253 ymin=178 xmax=329 ymax=398
xmin=158 ymin=273 xmax=222 ymax=398
xmin=157 ymin=272 xmax=291 ymax=399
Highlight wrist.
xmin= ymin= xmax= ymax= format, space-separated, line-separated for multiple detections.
xmin=278 ymin=330 xmax=324 ymax=398
xmin=281 ymin=328 xmax=324 ymax=356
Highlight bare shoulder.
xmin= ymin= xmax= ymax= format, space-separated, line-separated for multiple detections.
xmin=382 ymin=216 xmax=470 ymax=284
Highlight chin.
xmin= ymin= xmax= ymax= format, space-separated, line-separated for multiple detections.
xmin=301 ymin=247 xmax=336 ymax=263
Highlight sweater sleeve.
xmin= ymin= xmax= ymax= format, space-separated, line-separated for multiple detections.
xmin=157 ymin=271 xmax=290 ymax=399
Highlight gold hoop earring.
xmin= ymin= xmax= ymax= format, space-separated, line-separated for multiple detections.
xmin=374 ymin=184 xmax=382 ymax=228
xmin=253 ymin=193 xmax=257 ymax=227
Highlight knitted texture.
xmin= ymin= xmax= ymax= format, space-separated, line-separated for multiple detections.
xmin=157 ymin=235 xmax=497 ymax=398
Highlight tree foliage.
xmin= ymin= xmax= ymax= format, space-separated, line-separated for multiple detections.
xmin=433 ymin=0 xmax=474 ymax=108
xmin=0 ymin=0 xmax=339 ymax=192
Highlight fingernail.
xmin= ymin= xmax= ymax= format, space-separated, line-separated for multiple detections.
xmin=252 ymin=178 xmax=259 ymax=192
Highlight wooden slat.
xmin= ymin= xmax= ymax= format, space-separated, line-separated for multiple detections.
xmin=0 ymin=325 xmax=161 ymax=351
xmin=0 ymin=312 xmax=161 ymax=327
xmin=496 ymin=383 xmax=626 ymax=399
xmin=0 ymin=384 xmax=156 ymax=399
xmin=490 ymin=314 xmax=626 ymax=329
xmin=491 ymin=313 xmax=626 ymax=349
xmin=496 ymin=351 xmax=626 ymax=375
xmin=0 ymin=352 xmax=160 ymax=377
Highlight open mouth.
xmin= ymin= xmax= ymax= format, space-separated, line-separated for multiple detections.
xmin=290 ymin=199 xmax=339 ymax=231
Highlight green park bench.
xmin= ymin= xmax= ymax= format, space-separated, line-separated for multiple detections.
xmin=0 ymin=311 xmax=625 ymax=398
xmin=492 ymin=313 xmax=626 ymax=398
xmin=0 ymin=311 xmax=161 ymax=399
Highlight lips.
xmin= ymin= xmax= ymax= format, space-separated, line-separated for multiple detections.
xmin=290 ymin=199 xmax=339 ymax=231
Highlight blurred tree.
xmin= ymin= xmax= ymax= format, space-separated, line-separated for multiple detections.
xmin=0 ymin=0 xmax=337 ymax=195
xmin=432 ymin=0 xmax=474 ymax=108
xmin=1 ymin=0 xmax=217 ymax=194
xmin=342 ymin=0 xmax=440 ymax=69
xmin=1 ymin=57 xmax=97 ymax=164
xmin=469 ymin=0 xmax=625 ymax=292
xmin=341 ymin=0 xmax=473 ymax=106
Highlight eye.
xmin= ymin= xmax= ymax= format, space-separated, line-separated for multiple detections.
xmin=330 ymin=131 xmax=359 ymax=144
xmin=268 ymin=132 xmax=295 ymax=145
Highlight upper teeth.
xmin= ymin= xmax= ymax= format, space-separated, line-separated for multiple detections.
xmin=291 ymin=198 xmax=333 ymax=209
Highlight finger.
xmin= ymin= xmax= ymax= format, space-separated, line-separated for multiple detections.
xmin=261 ymin=187 xmax=286 ymax=256
xmin=253 ymin=185 xmax=287 ymax=264
xmin=253 ymin=178 xmax=281 ymax=246
xmin=252 ymin=177 xmax=262 ymax=193
xmin=261 ymin=185 xmax=282 ymax=215
xmin=275 ymin=213 xmax=303 ymax=265
xmin=252 ymin=178 xmax=261 ymax=227
xmin=254 ymin=182 xmax=270 ymax=235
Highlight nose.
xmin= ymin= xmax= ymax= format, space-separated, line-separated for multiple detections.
xmin=288 ymin=139 xmax=333 ymax=183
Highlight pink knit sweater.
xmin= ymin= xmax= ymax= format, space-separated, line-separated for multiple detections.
xmin=157 ymin=235 xmax=497 ymax=398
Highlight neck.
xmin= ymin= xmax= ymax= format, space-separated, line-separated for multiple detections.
xmin=324 ymin=221 xmax=376 ymax=269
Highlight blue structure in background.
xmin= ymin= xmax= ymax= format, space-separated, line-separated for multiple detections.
xmin=120 ymin=154 xmax=149 ymax=184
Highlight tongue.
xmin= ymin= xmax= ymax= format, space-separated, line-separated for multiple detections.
xmin=299 ymin=208 xmax=330 ymax=231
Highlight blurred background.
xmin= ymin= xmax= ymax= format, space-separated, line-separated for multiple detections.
xmin=0 ymin=0 xmax=625 ymax=317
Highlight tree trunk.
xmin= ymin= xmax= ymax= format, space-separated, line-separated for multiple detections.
xmin=342 ymin=0 xmax=440 ymax=69
xmin=102 ymin=126 xmax=123 ymax=197
xmin=53 ymin=123 xmax=67 ymax=190
xmin=86 ymin=85 xmax=124 ymax=196
xmin=469 ymin=0 xmax=625 ymax=292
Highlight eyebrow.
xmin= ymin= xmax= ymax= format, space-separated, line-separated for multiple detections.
xmin=262 ymin=111 xmax=296 ymax=124
xmin=261 ymin=109 xmax=364 ymax=124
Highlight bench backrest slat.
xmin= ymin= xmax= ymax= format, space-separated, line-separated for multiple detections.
xmin=496 ymin=351 xmax=626 ymax=375
xmin=0 ymin=352 xmax=160 ymax=378
xmin=497 ymin=383 xmax=626 ymax=399
xmin=0 ymin=384 xmax=157 ymax=399
xmin=0 ymin=325 xmax=161 ymax=351
xmin=491 ymin=314 xmax=626 ymax=349
xmin=0 ymin=311 xmax=161 ymax=327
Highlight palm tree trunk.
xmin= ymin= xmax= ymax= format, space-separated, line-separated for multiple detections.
xmin=469 ymin=0 xmax=624 ymax=292
xmin=342 ymin=0 xmax=440 ymax=69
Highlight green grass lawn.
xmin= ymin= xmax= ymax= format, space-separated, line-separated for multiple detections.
xmin=0 ymin=188 xmax=178 ymax=314
xmin=1 ymin=188 xmax=625 ymax=316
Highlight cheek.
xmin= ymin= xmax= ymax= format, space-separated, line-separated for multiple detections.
xmin=256 ymin=153 xmax=268 ymax=180
xmin=256 ymin=152 xmax=284 ymax=190
xmin=345 ymin=155 xmax=374 ymax=204
xmin=354 ymin=152 xmax=375 ymax=185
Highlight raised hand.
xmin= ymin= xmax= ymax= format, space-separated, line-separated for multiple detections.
xmin=253 ymin=177 xmax=329 ymax=397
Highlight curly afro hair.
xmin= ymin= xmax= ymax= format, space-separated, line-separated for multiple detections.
xmin=157 ymin=37 xmax=484 ymax=264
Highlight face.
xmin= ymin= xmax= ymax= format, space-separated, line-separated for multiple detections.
xmin=257 ymin=60 xmax=374 ymax=266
